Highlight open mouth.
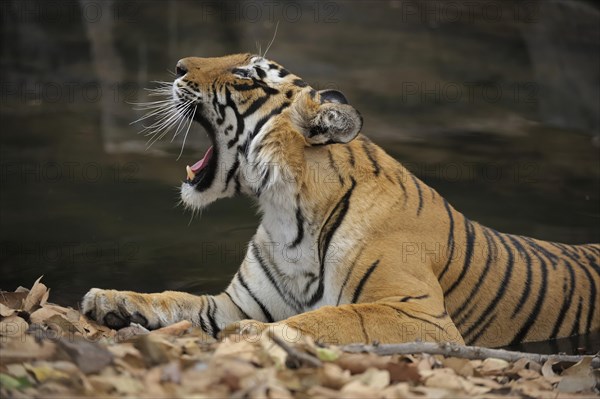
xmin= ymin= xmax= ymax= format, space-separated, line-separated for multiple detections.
xmin=183 ymin=118 xmax=218 ymax=191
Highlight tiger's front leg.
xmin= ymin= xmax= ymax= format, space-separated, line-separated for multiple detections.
xmin=81 ymin=289 xmax=246 ymax=337
xmin=226 ymin=300 xmax=465 ymax=345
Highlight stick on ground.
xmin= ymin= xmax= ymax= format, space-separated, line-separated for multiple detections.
xmin=342 ymin=341 xmax=600 ymax=366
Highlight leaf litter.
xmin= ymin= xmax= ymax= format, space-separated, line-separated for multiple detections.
xmin=0 ymin=277 xmax=598 ymax=398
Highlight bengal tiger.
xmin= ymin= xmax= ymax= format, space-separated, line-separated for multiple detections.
xmin=82 ymin=54 xmax=600 ymax=348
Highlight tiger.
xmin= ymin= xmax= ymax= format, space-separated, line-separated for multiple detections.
xmin=82 ymin=53 xmax=600 ymax=348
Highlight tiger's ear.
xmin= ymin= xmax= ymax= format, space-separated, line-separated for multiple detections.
xmin=291 ymin=89 xmax=363 ymax=145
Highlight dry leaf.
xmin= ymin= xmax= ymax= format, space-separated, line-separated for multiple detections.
xmin=557 ymin=357 xmax=597 ymax=393
xmin=24 ymin=362 xmax=70 ymax=383
xmin=0 ymin=303 xmax=15 ymax=317
xmin=443 ymin=357 xmax=474 ymax=377
xmin=541 ymin=359 xmax=562 ymax=384
xmin=319 ymin=362 xmax=351 ymax=389
xmin=22 ymin=276 xmax=47 ymax=312
xmin=133 ymin=333 xmax=175 ymax=366
xmin=0 ymin=291 xmax=28 ymax=309
xmin=353 ymin=367 xmax=390 ymax=389
xmin=480 ymin=357 xmax=509 ymax=375
xmin=152 ymin=320 xmax=192 ymax=336
xmin=0 ymin=315 xmax=28 ymax=338
xmin=57 ymin=337 xmax=113 ymax=374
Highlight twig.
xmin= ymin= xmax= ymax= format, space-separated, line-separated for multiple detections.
xmin=267 ymin=331 xmax=322 ymax=368
xmin=342 ymin=342 xmax=600 ymax=366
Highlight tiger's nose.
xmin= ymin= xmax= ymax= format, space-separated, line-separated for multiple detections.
xmin=175 ymin=61 xmax=187 ymax=78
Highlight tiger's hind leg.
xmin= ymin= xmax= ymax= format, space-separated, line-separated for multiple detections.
xmin=223 ymin=300 xmax=465 ymax=345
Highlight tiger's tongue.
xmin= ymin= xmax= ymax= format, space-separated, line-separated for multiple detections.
xmin=190 ymin=146 xmax=214 ymax=173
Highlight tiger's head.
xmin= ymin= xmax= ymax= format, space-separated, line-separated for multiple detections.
xmin=160 ymin=53 xmax=362 ymax=209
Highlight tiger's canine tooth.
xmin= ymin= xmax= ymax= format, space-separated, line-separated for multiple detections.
xmin=186 ymin=165 xmax=195 ymax=180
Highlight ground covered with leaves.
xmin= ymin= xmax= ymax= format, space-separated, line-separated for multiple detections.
xmin=1 ymin=278 xmax=599 ymax=398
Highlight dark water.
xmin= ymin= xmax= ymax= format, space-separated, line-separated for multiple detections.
xmin=1 ymin=1 xmax=599 ymax=353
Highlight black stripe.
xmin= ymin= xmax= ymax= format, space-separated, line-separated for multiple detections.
xmin=249 ymin=102 xmax=290 ymax=141
xmin=292 ymin=78 xmax=307 ymax=87
xmin=438 ymin=200 xmax=456 ymax=281
xmin=445 ymin=219 xmax=476 ymax=297
xmin=382 ymin=305 xmax=445 ymax=332
xmin=582 ymin=250 xmax=600 ymax=275
xmin=232 ymin=81 xmax=279 ymax=95
xmin=289 ymin=205 xmax=305 ymax=248
xmin=206 ymin=297 xmax=220 ymax=338
xmin=463 ymin=229 xmax=514 ymax=341
xmin=224 ymin=291 xmax=250 ymax=319
xmin=241 ymin=95 xmax=270 ymax=118
xmin=509 ymin=247 xmax=548 ymax=345
xmin=251 ymin=242 xmax=303 ymax=313
xmin=223 ymin=158 xmax=240 ymax=191
xmin=452 ymin=227 xmax=496 ymax=321
xmin=522 ymin=237 xmax=558 ymax=269
xmin=255 ymin=168 xmax=270 ymax=197
xmin=550 ymin=259 xmax=576 ymax=338
xmin=254 ymin=66 xmax=266 ymax=79
xmin=351 ymin=260 xmax=381 ymax=303
xmin=308 ymin=178 xmax=357 ymax=306
xmin=395 ymin=171 xmax=408 ymax=208
xmin=225 ymin=88 xmax=245 ymax=148
xmin=551 ymin=243 xmax=597 ymax=333
xmin=361 ymin=139 xmax=380 ymax=176
xmin=410 ymin=174 xmax=424 ymax=216
xmin=569 ymin=297 xmax=583 ymax=336
xmin=399 ymin=294 xmax=430 ymax=302
xmin=279 ymin=69 xmax=290 ymax=78
xmin=508 ymin=236 xmax=533 ymax=318
xmin=198 ymin=304 xmax=209 ymax=334
xmin=237 ymin=271 xmax=274 ymax=322
xmin=327 ymin=149 xmax=344 ymax=185
xmin=346 ymin=146 xmax=356 ymax=167
xmin=211 ymin=84 xmax=226 ymax=123
xmin=336 ymin=245 xmax=366 ymax=305
xmin=470 ymin=314 xmax=497 ymax=344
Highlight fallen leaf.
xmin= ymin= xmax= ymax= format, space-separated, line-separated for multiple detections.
xmin=29 ymin=307 xmax=62 ymax=325
xmin=315 ymin=347 xmax=341 ymax=362
xmin=386 ymin=361 xmax=421 ymax=383
xmin=335 ymin=353 xmax=389 ymax=374
xmin=0 ymin=303 xmax=15 ymax=317
xmin=133 ymin=333 xmax=175 ymax=366
xmin=318 ymin=362 xmax=351 ymax=389
xmin=115 ymin=323 xmax=149 ymax=342
xmin=0 ymin=316 xmax=28 ymax=338
xmin=153 ymin=320 xmax=192 ymax=336
xmin=94 ymin=375 xmax=144 ymax=394
xmin=443 ymin=357 xmax=474 ymax=377
xmin=353 ymin=367 xmax=390 ymax=389
xmin=541 ymin=359 xmax=562 ymax=384
xmin=0 ymin=291 xmax=28 ymax=309
xmin=0 ymin=373 xmax=30 ymax=389
xmin=22 ymin=276 xmax=47 ymax=312
xmin=479 ymin=357 xmax=509 ymax=375
xmin=57 ymin=337 xmax=113 ymax=374
xmin=24 ymin=363 xmax=70 ymax=383
xmin=557 ymin=357 xmax=597 ymax=393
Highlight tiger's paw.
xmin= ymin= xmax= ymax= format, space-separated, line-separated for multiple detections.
xmin=81 ymin=288 xmax=160 ymax=330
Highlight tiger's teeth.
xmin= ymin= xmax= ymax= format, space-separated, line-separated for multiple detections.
xmin=186 ymin=165 xmax=195 ymax=180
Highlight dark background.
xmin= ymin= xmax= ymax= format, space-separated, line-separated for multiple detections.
xmin=1 ymin=0 xmax=599 ymax=308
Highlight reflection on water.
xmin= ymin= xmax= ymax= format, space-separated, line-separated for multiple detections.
xmin=1 ymin=1 xmax=599 ymax=353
